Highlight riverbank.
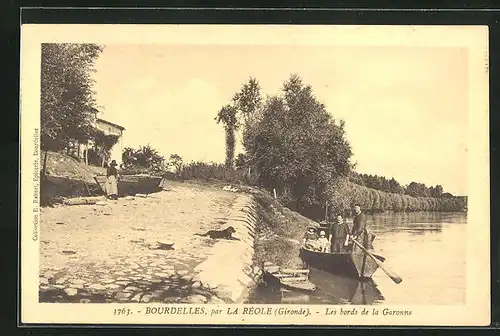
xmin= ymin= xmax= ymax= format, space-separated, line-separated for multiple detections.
xmin=39 ymin=181 xmax=260 ymax=304
xmin=39 ymin=177 xmax=322 ymax=304
xmin=252 ymin=192 xmax=317 ymax=270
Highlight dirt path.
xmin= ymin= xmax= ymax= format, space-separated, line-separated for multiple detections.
xmin=39 ymin=182 xmax=239 ymax=304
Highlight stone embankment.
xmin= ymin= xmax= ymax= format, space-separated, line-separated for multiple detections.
xmin=39 ymin=182 xmax=262 ymax=304
xmin=194 ymin=195 xmax=261 ymax=303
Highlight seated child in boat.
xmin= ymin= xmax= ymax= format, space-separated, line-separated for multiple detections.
xmin=317 ymin=230 xmax=330 ymax=252
xmin=302 ymin=227 xmax=319 ymax=250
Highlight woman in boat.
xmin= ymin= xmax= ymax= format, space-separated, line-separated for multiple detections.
xmin=302 ymin=227 xmax=320 ymax=250
xmin=106 ymin=159 xmax=119 ymax=200
xmin=329 ymin=215 xmax=350 ymax=253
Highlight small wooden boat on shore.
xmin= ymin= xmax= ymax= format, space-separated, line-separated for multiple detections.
xmin=94 ymin=174 xmax=163 ymax=196
xmin=299 ymin=247 xmax=386 ymax=280
xmin=262 ymin=263 xmax=316 ymax=292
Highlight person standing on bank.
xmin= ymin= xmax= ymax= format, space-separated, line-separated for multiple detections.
xmin=106 ymin=160 xmax=119 ymax=200
xmin=350 ymin=204 xmax=373 ymax=251
xmin=329 ymin=215 xmax=351 ymax=253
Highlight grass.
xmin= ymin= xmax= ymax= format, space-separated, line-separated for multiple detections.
xmin=251 ymin=190 xmax=316 ymax=269
xmin=43 ymin=151 xmax=106 ymax=183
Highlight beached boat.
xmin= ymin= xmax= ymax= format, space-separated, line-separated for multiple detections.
xmin=94 ymin=174 xmax=163 ymax=196
xmin=262 ymin=264 xmax=316 ymax=292
xmin=299 ymin=247 xmax=386 ymax=280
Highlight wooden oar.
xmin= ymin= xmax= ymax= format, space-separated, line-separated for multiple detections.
xmin=351 ymin=238 xmax=403 ymax=284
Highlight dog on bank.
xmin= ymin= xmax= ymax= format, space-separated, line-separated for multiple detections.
xmin=195 ymin=226 xmax=240 ymax=240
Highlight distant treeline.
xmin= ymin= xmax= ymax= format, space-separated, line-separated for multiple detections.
xmin=165 ymin=162 xmax=466 ymax=215
xmin=349 ymin=172 xmax=453 ymax=198
xmin=325 ymin=178 xmax=466 ymax=217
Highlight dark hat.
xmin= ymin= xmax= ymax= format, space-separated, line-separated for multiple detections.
xmin=110 ymin=160 xmax=117 ymax=166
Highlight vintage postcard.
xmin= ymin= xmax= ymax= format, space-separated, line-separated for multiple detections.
xmin=20 ymin=24 xmax=490 ymax=326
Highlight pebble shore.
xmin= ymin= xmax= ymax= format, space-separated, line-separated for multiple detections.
xmin=39 ymin=182 xmax=244 ymax=304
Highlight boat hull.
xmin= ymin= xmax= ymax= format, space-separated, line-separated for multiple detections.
xmin=262 ymin=271 xmax=316 ymax=293
xmin=95 ymin=175 xmax=163 ymax=196
xmin=299 ymin=248 xmax=384 ymax=279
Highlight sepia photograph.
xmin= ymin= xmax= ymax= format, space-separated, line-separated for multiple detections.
xmin=20 ymin=24 xmax=490 ymax=326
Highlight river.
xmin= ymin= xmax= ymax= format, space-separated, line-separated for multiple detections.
xmin=249 ymin=211 xmax=467 ymax=305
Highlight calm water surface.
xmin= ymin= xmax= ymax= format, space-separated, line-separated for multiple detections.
xmin=250 ymin=212 xmax=466 ymax=305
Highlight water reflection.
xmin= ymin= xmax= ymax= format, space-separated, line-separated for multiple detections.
xmin=370 ymin=216 xmax=466 ymax=305
xmin=250 ymin=268 xmax=384 ymax=305
xmin=366 ymin=211 xmax=466 ymax=235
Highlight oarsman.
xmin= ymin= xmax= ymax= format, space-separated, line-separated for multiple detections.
xmin=350 ymin=204 xmax=373 ymax=251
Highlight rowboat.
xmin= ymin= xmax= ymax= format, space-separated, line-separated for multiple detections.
xmin=262 ymin=264 xmax=316 ymax=292
xmin=299 ymin=247 xmax=386 ymax=280
xmin=308 ymin=267 xmax=385 ymax=304
xmin=94 ymin=174 xmax=163 ymax=196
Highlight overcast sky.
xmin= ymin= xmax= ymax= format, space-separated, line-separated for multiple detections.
xmin=93 ymin=44 xmax=468 ymax=195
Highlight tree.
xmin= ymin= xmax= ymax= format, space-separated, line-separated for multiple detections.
xmin=247 ymin=74 xmax=353 ymax=210
xmin=92 ymin=129 xmax=119 ymax=167
xmin=41 ymin=43 xmax=103 ymax=152
xmin=380 ymin=177 xmax=391 ymax=192
xmin=169 ymin=154 xmax=183 ymax=176
xmin=235 ymin=153 xmax=247 ymax=170
xmin=405 ymin=182 xmax=431 ymax=197
xmin=215 ymin=104 xmax=239 ymax=169
xmin=349 ymin=172 xmax=365 ymax=186
xmin=430 ymin=185 xmax=444 ymax=198
xmin=121 ymin=145 xmax=165 ymax=173
xmin=388 ymin=177 xmax=405 ymax=194
xmin=405 ymin=182 xmax=418 ymax=197
xmin=122 ymin=147 xmax=136 ymax=166
xmin=232 ymin=78 xmax=263 ymax=160
xmin=135 ymin=145 xmax=164 ymax=168
xmin=232 ymin=77 xmax=262 ymax=125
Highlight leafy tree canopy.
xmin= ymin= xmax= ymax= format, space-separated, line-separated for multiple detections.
xmin=41 ymin=43 xmax=104 ymax=151
xmin=245 ymin=74 xmax=353 ymax=208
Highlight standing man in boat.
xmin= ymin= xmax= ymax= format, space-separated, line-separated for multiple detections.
xmin=106 ymin=159 xmax=119 ymax=200
xmin=350 ymin=204 xmax=373 ymax=251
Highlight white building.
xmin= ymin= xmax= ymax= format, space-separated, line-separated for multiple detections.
xmin=76 ymin=117 xmax=125 ymax=166
xmin=96 ymin=118 xmax=125 ymax=164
